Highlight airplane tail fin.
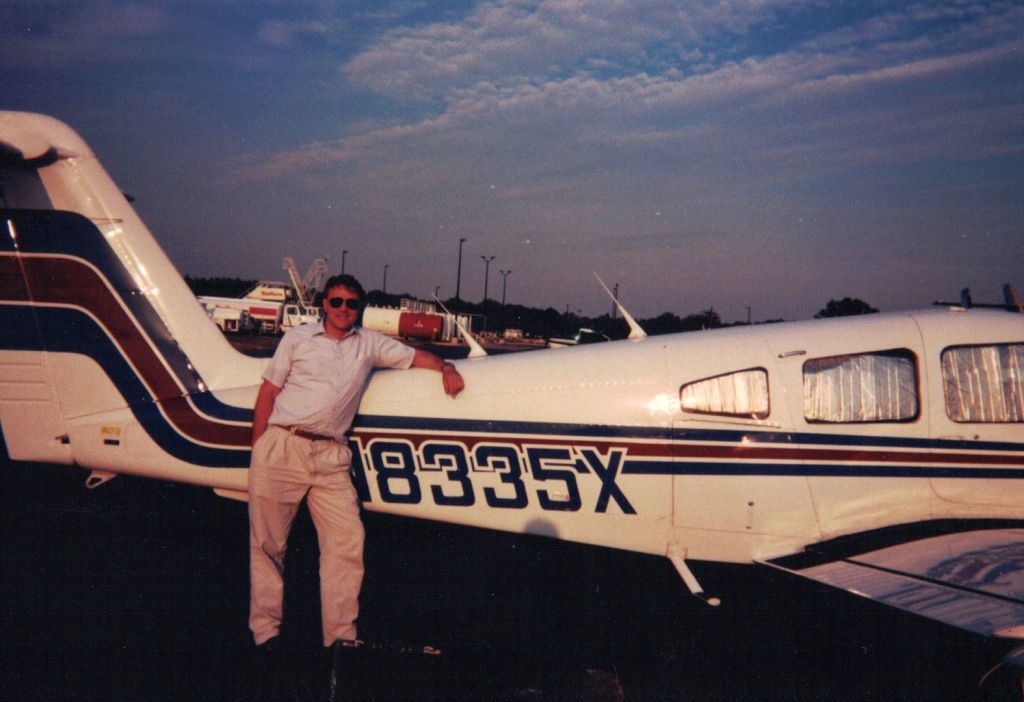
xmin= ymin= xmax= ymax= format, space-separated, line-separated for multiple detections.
xmin=0 ymin=112 xmax=257 ymax=480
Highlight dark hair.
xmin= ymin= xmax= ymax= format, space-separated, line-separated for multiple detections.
xmin=321 ymin=274 xmax=365 ymax=301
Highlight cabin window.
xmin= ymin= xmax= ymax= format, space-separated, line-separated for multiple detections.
xmin=941 ymin=343 xmax=1024 ymax=423
xmin=680 ymin=368 xmax=769 ymax=419
xmin=803 ymin=349 xmax=918 ymax=423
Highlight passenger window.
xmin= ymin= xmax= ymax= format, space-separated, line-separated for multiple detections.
xmin=803 ymin=349 xmax=917 ymax=423
xmin=942 ymin=343 xmax=1024 ymax=423
xmin=680 ymin=368 xmax=769 ymax=419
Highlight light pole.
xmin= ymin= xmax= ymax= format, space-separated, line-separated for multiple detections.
xmin=481 ymin=255 xmax=495 ymax=302
xmin=455 ymin=238 xmax=466 ymax=301
xmin=383 ymin=264 xmax=389 ymax=295
xmin=611 ymin=283 xmax=619 ymax=318
xmin=341 ymin=250 xmax=348 ymax=276
xmin=499 ymin=269 xmax=512 ymax=307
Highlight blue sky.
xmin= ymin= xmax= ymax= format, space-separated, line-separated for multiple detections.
xmin=2 ymin=1 xmax=1022 ymax=321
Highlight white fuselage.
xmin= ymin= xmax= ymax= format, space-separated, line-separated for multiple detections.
xmin=0 ymin=111 xmax=1021 ymax=571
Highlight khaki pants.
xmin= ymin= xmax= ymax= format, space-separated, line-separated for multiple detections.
xmin=249 ymin=425 xmax=364 ymax=646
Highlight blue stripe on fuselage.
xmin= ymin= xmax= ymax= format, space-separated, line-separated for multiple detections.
xmin=1 ymin=208 xmax=246 ymax=422
xmin=620 ymin=459 xmax=1024 ymax=480
xmin=353 ymin=414 xmax=1024 ymax=455
xmin=0 ymin=304 xmax=250 ymax=467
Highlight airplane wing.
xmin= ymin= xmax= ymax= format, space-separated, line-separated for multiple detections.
xmin=764 ymin=527 xmax=1024 ymax=642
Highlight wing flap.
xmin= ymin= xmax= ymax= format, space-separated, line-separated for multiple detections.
xmin=766 ymin=528 xmax=1024 ymax=639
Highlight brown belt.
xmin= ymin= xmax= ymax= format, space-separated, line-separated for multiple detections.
xmin=282 ymin=426 xmax=334 ymax=442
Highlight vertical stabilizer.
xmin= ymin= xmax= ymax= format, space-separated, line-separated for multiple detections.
xmin=1 ymin=112 xmax=258 ymax=483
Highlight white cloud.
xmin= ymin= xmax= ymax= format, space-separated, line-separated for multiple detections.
xmin=341 ymin=0 xmax=798 ymax=99
xmin=242 ymin=16 xmax=1021 ymax=192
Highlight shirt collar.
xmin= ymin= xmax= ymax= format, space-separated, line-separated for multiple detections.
xmin=313 ymin=320 xmax=361 ymax=339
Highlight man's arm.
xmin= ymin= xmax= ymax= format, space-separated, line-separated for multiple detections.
xmin=251 ymin=379 xmax=282 ymax=446
xmin=411 ymin=349 xmax=465 ymax=397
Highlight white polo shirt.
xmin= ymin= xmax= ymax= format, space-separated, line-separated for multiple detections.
xmin=263 ymin=322 xmax=416 ymax=441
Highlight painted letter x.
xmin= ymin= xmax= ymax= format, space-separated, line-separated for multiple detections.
xmin=578 ymin=448 xmax=636 ymax=514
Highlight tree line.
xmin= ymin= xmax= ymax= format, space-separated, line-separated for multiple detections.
xmin=185 ymin=275 xmax=876 ymax=341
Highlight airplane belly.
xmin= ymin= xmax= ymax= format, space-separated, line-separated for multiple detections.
xmin=669 ymin=422 xmax=820 ymax=554
xmin=928 ymin=435 xmax=1024 ymax=511
xmin=672 ymin=474 xmax=817 ymax=536
xmin=931 ymin=475 xmax=1024 ymax=511
xmin=808 ymin=475 xmax=933 ymax=536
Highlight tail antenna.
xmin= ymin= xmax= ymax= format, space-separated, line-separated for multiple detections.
xmin=960 ymin=288 xmax=973 ymax=309
xmin=432 ymin=296 xmax=488 ymax=359
xmin=594 ymin=274 xmax=647 ymax=340
xmin=1003 ymin=284 xmax=1023 ymax=314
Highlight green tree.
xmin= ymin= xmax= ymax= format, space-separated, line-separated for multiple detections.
xmin=815 ymin=297 xmax=879 ymax=318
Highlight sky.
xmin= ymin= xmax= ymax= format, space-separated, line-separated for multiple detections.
xmin=2 ymin=0 xmax=1022 ymax=322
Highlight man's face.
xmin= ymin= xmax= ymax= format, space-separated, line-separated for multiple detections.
xmin=322 ymin=284 xmax=361 ymax=335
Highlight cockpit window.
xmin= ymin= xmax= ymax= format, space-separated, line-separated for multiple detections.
xmin=942 ymin=343 xmax=1024 ymax=423
xmin=803 ymin=349 xmax=918 ymax=423
xmin=680 ymin=368 xmax=769 ymax=419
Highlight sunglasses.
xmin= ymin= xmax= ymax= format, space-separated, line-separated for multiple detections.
xmin=328 ymin=297 xmax=361 ymax=310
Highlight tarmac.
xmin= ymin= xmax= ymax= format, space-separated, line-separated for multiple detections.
xmin=3 ymin=457 xmax=1020 ymax=701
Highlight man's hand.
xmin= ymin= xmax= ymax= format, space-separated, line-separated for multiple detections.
xmin=412 ymin=350 xmax=465 ymax=397
xmin=440 ymin=362 xmax=465 ymax=397
xmin=251 ymin=380 xmax=282 ymax=446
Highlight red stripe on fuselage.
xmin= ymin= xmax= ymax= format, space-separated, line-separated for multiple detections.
xmin=351 ymin=430 xmax=1023 ymax=468
xmin=2 ymin=253 xmax=251 ymax=447
xmin=350 ymin=431 xmax=652 ymax=455
xmin=0 ymin=257 xmax=30 ymax=299
xmin=669 ymin=443 xmax=1023 ymax=467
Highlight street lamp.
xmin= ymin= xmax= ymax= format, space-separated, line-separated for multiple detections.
xmin=383 ymin=264 xmax=389 ymax=295
xmin=455 ymin=238 xmax=466 ymax=301
xmin=341 ymin=250 xmax=348 ymax=276
xmin=499 ymin=269 xmax=512 ymax=307
xmin=481 ymin=255 xmax=495 ymax=302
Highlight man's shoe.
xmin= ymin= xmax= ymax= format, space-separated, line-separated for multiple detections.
xmin=322 ymin=639 xmax=364 ymax=702
xmin=252 ymin=637 xmax=284 ymax=702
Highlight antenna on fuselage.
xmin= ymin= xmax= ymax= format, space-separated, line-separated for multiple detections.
xmin=934 ymin=284 xmax=1023 ymax=313
xmin=1004 ymin=284 xmax=1023 ymax=314
xmin=960 ymin=288 xmax=973 ymax=309
xmin=594 ymin=274 xmax=647 ymax=340
xmin=432 ymin=295 xmax=488 ymax=359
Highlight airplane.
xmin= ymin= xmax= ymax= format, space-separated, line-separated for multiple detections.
xmin=1 ymin=111 xmax=1022 ymax=690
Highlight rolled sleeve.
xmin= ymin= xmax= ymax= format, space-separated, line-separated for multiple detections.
xmin=371 ymin=334 xmax=416 ymax=370
xmin=262 ymin=332 xmax=296 ymax=388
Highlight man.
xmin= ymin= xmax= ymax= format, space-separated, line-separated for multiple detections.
xmin=248 ymin=274 xmax=464 ymax=678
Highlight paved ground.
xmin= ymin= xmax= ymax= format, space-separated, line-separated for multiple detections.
xmin=3 ymin=459 xmax=1020 ymax=701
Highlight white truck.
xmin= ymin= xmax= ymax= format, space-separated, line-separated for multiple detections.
xmin=198 ymin=294 xmax=319 ymax=334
